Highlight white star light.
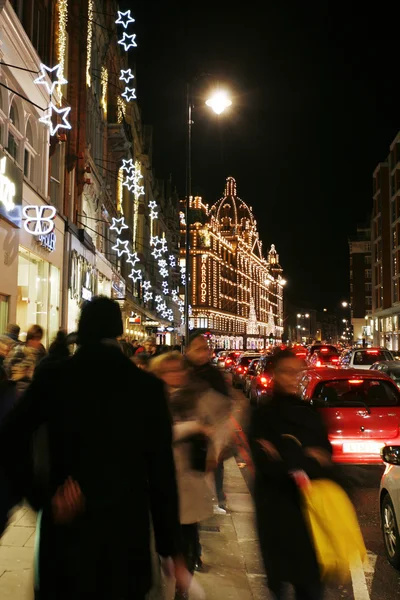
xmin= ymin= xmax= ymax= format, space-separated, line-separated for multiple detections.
xmin=121 ymin=158 xmax=134 ymax=173
xmin=148 ymin=201 xmax=157 ymax=210
xmin=143 ymin=291 xmax=153 ymax=302
xmin=160 ymin=268 xmax=169 ymax=278
xmin=110 ymin=217 xmax=128 ymax=235
xmin=120 ymin=69 xmax=135 ymax=83
xmin=149 ymin=209 xmax=158 ymax=220
xmin=158 ymin=260 xmax=167 ymax=268
xmin=122 ymin=87 xmax=137 ymax=102
xmin=134 ymin=184 xmax=145 ymax=197
xmin=112 ymin=238 xmax=129 ymax=257
xmin=169 ymin=255 xmax=176 ymax=267
xmin=122 ymin=175 xmax=135 ymax=191
xmin=151 ymin=248 xmax=162 ymax=260
xmin=115 ymin=10 xmax=135 ymax=29
xmin=126 ymin=252 xmax=140 ymax=267
xmin=34 ymin=63 xmax=67 ymax=96
xmin=155 ymin=295 xmax=163 ymax=304
xmin=39 ymin=103 xmax=71 ymax=136
xmin=128 ymin=269 xmax=142 ymax=283
xmin=118 ymin=33 xmax=137 ymax=51
xmin=150 ymin=236 xmax=160 ymax=247
xmin=162 ymin=282 xmax=169 ymax=294
xmin=142 ymin=281 xmax=152 ymax=291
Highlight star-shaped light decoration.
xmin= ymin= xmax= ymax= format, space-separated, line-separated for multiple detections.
xmin=148 ymin=200 xmax=157 ymax=210
xmin=112 ymin=238 xmax=129 ymax=257
xmin=143 ymin=291 xmax=153 ymax=302
xmin=134 ymin=184 xmax=145 ymax=197
xmin=34 ymin=63 xmax=67 ymax=96
xmin=115 ymin=10 xmax=135 ymax=29
xmin=121 ymin=158 xmax=134 ymax=173
xmin=128 ymin=269 xmax=142 ymax=283
xmin=120 ymin=69 xmax=135 ymax=84
xmin=126 ymin=252 xmax=140 ymax=267
xmin=166 ymin=309 xmax=174 ymax=321
xmin=158 ymin=260 xmax=167 ymax=269
xmin=160 ymin=268 xmax=169 ymax=278
xmin=142 ymin=281 xmax=152 ymax=291
xmin=150 ymin=236 xmax=160 ymax=247
xmin=121 ymin=87 xmax=137 ymax=102
xmin=155 ymin=295 xmax=163 ymax=304
xmin=122 ymin=175 xmax=135 ymax=191
xmin=110 ymin=216 xmax=128 ymax=235
xmin=151 ymin=248 xmax=162 ymax=260
xmin=39 ymin=103 xmax=71 ymax=136
xmin=118 ymin=32 xmax=137 ymax=51
xmin=149 ymin=209 xmax=158 ymax=220
xmin=169 ymin=255 xmax=176 ymax=268
xmin=162 ymin=282 xmax=169 ymax=294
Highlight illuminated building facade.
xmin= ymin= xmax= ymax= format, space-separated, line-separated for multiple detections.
xmin=182 ymin=177 xmax=285 ymax=349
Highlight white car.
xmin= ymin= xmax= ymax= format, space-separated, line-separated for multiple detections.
xmin=339 ymin=348 xmax=393 ymax=370
xmin=380 ymin=446 xmax=400 ymax=568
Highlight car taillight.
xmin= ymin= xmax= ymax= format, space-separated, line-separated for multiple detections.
xmin=260 ymin=376 xmax=269 ymax=387
xmin=243 ymin=367 xmax=248 ymax=372
xmin=331 ymin=357 xmax=339 ymax=363
xmin=320 ymin=348 xmax=329 ymax=353
xmin=218 ymin=357 xmax=224 ymax=361
xmin=237 ymin=366 xmax=243 ymax=373
xmin=226 ymin=359 xmax=232 ymax=364
xmin=316 ymin=360 xmax=322 ymax=367
xmin=348 ymin=379 xmax=363 ymax=384
xmin=367 ymin=350 xmax=379 ymax=354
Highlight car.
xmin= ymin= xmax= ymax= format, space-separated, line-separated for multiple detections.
xmin=307 ymin=344 xmax=338 ymax=362
xmin=380 ymin=445 xmax=400 ymax=568
xmin=338 ymin=347 xmax=393 ymax=370
xmin=249 ymin=354 xmax=274 ymax=405
xmin=243 ymin=358 xmax=260 ymax=397
xmin=224 ymin=351 xmax=243 ymax=371
xmin=370 ymin=361 xmax=400 ymax=389
xmin=309 ymin=348 xmax=340 ymax=368
xmin=215 ymin=351 xmax=229 ymax=368
xmin=293 ymin=346 xmax=308 ymax=359
xmin=232 ymin=354 xmax=261 ymax=389
xmin=298 ymin=368 xmax=400 ymax=464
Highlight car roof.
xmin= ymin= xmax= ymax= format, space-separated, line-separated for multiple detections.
xmin=306 ymin=367 xmax=394 ymax=382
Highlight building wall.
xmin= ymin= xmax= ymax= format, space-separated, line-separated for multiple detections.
xmin=349 ymin=225 xmax=372 ymax=343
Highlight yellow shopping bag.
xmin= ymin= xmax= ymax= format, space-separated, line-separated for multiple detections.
xmin=300 ymin=479 xmax=366 ymax=583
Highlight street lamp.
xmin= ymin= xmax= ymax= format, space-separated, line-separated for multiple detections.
xmin=184 ymin=84 xmax=232 ymax=346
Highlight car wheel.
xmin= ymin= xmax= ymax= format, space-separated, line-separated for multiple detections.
xmin=382 ymin=493 xmax=400 ymax=569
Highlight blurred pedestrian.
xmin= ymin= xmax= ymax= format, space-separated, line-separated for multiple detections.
xmin=132 ymin=353 xmax=149 ymax=370
xmin=249 ymin=349 xmax=334 ymax=600
xmin=186 ymin=333 xmax=232 ymax=514
xmin=0 ymin=296 xmax=186 ymax=600
xmin=35 ymin=330 xmax=70 ymax=372
xmin=4 ymin=325 xmax=46 ymax=396
xmin=0 ymin=324 xmax=21 ymax=366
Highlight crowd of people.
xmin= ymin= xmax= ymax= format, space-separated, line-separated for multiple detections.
xmin=0 ymin=297 xmax=364 ymax=600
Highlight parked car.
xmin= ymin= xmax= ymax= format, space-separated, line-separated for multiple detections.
xmin=338 ymin=347 xmax=393 ymax=370
xmin=298 ymin=368 xmax=400 ymax=464
xmin=224 ymin=351 xmax=242 ymax=371
xmin=232 ymin=354 xmax=261 ymax=389
xmin=243 ymin=358 xmax=260 ymax=397
xmin=309 ymin=348 xmax=340 ymax=368
xmin=249 ymin=354 xmax=274 ymax=405
xmin=214 ymin=351 xmax=229 ymax=368
xmin=380 ymin=445 xmax=400 ymax=568
xmin=370 ymin=361 xmax=400 ymax=389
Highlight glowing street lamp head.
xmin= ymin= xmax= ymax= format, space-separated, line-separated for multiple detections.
xmin=205 ymin=90 xmax=232 ymax=115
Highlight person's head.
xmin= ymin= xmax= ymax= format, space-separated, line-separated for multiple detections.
xmin=148 ymin=351 xmax=187 ymax=389
xmin=48 ymin=330 xmax=70 ymax=358
xmin=270 ymin=349 xmax=305 ymax=396
xmin=78 ymin=296 xmax=123 ymax=345
xmin=144 ymin=337 xmax=157 ymax=354
xmin=132 ymin=354 xmax=149 ymax=370
xmin=6 ymin=323 xmax=20 ymax=340
xmin=26 ymin=324 xmax=44 ymax=348
xmin=186 ymin=333 xmax=211 ymax=366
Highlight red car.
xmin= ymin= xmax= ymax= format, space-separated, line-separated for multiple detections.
xmin=224 ymin=351 xmax=242 ymax=371
xmin=298 ymin=368 xmax=400 ymax=464
xmin=309 ymin=349 xmax=340 ymax=368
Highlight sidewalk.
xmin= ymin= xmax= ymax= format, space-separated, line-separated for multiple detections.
xmin=0 ymin=458 xmax=267 ymax=600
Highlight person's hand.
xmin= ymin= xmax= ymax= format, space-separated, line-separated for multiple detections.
xmin=305 ymin=447 xmax=332 ymax=467
xmin=257 ymin=439 xmax=282 ymax=461
xmin=51 ymin=477 xmax=85 ymax=525
xmin=200 ymin=424 xmax=214 ymax=438
xmin=172 ymin=556 xmax=192 ymax=593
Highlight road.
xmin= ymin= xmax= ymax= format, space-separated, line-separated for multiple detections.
xmin=229 ymin=379 xmax=400 ymax=600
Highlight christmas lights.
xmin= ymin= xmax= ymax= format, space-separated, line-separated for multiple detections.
xmin=56 ymin=0 xmax=68 ymax=99
xmin=149 ymin=209 xmax=158 ymax=220
xmin=86 ymin=0 xmax=94 ymax=86
xmin=151 ymin=247 xmax=162 ymax=260
xmin=39 ymin=103 xmax=71 ymax=136
xmin=101 ymin=67 xmax=108 ymax=114
xmin=142 ymin=281 xmax=152 ymax=291
xmin=162 ymin=282 xmax=169 ymax=294
xmin=155 ymin=295 xmax=163 ymax=304
xmin=143 ymin=291 xmax=153 ymax=302
xmin=121 ymin=158 xmax=134 ymax=173
xmin=115 ymin=10 xmax=135 ymax=29
xmin=128 ymin=269 xmax=142 ymax=283
xmin=169 ymin=255 xmax=176 ymax=268
xmin=112 ymin=238 xmax=129 ymax=257
xmin=159 ymin=268 xmax=169 ymax=278
xmin=118 ymin=33 xmax=137 ymax=51
xmin=121 ymin=87 xmax=136 ymax=102
xmin=110 ymin=217 xmax=128 ymax=235
xmin=120 ymin=69 xmax=135 ymax=83
xmin=117 ymin=97 xmax=126 ymax=123
xmin=148 ymin=201 xmax=157 ymax=210
xmin=126 ymin=252 xmax=140 ymax=267
xmin=34 ymin=63 xmax=67 ymax=96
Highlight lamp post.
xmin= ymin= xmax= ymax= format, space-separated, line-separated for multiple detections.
xmin=183 ymin=85 xmax=232 ymax=347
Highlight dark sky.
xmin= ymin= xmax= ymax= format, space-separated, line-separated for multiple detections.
xmin=122 ymin=1 xmax=399 ymax=310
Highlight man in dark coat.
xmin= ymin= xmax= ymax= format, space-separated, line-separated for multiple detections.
xmin=249 ymin=349 xmax=333 ymax=600
xmin=0 ymin=297 xmax=184 ymax=600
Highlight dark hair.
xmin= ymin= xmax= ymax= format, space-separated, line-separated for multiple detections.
xmin=26 ymin=324 xmax=44 ymax=342
xmin=48 ymin=330 xmax=70 ymax=359
xmin=188 ymin=332 xmax=206 ymax=347
xmin=78 ymin=296 xmax=123 ymax=344
xmin=269 ymin=349 xmax=296 ymax=370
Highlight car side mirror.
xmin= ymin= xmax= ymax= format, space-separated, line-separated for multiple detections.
xmin=310 ymin=398 xmax=327 ymax=408
xmin=381 ymin=446 xmax=400 ymax=465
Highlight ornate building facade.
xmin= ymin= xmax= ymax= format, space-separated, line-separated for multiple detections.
xmin=182 ymin=177 xmax=285 ymax=349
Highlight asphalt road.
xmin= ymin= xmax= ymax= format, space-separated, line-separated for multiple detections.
xmin=228 ymin=378 xmax=400 ymax=600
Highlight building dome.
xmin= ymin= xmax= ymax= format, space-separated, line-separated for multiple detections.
xmin=209 ymin=177 xmax=255 ymax=227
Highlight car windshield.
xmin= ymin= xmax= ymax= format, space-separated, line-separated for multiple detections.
xmin=315 ymin=353 xmax=338 ymax=362
xmin=310 ymin=345 xmax=337 ymax=356
xmin=239 ymin=356 xmax=259 ymax=366
xmin=313 ymin=379 xmax=400 ymax=407
xmin=353 ymin=351 xmax=392 ymax=366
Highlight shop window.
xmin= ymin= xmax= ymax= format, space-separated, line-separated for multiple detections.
xmin=17 ymin=247 xmax=60 ymax=347
xmin=24 ymin=119 xmax=35 ymax=183
xmin=49 ymin=142 xmax=65 ymax=213
xmin=7 ymin=103 xmax=21 ymax=163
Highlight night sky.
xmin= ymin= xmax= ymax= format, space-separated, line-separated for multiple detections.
xmin=123 ymin=1 xmax=399 ymax=310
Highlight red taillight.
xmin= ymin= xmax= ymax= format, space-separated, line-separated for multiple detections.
xmin=367 ymin=350 xmax=379 ymax=354
xmin=348 ymin=379 xmax=364 ymax=384
xmin=237 ymin=366 xmax=243 ymax=373
xmin=331 ymin=358 xmax=339 ymax=363
xmin=296 ymin=352 xmax=306 ymax=357
xmin=243 ymin=367 xmax=248 ymax=372
xmin=260 ymin=376 xmax=269 ymax=387
xmin=218 ymin=357 xmax=224 ymax=361
xmin=320 ymin=348 xmax=329 ymax=353
xmin=226 ymin=359 xmax=232 ymax=364
xmin=316 ymin=360 xmax=322 ymax=367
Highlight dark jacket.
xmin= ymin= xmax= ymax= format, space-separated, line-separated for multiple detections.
xmin=0 ymin=342 xmax=180 ymax=599
xmin=248 ymin=392 xmax=334 ymax=588
xmin=188 ymin=362 xmax=230 ymax=397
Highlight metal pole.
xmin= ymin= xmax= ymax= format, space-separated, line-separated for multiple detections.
xmin=184 ymin=83 xmax=192 ymax=347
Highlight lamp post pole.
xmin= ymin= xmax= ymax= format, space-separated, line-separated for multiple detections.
xmin=184 ymin=83 xmax=192 ymax=347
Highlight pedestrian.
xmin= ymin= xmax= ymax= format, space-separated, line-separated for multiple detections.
xmin=0 ymin=323 xmax=21 ymax=365
xmin=4 ymin=324 xmax=46 ymax=396
xmin=0 ymin=296 xmax=187 ymax=600
xmin=185 ymin=332 xmax=232 ymax=514
xmin=131 ymin=353 xmax=149 ymax=370
xmin=149 ymin=351 xmax=214 ymax=590
xmin=248 ymin=349 xmax=335 ymax=600
xmin=35 ymin=330 xmax=70 ymax=373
